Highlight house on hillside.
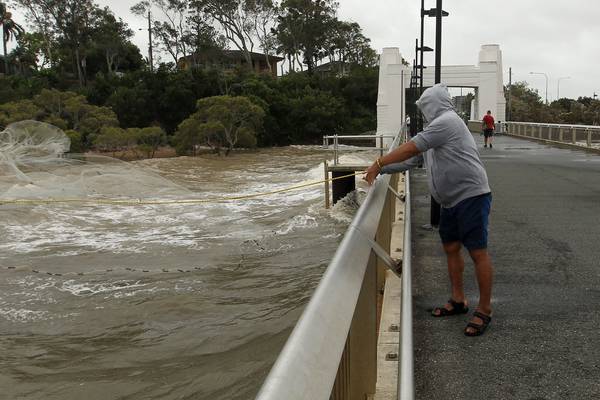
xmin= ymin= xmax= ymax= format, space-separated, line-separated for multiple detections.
xmin=178 ymin=50 xmax=283 ymax=77
xmin=313 ymin=61 xmax=351 ymax=78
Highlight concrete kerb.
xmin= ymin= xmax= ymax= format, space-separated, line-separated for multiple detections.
xmin=374 ymin=174 xmax=406 ymax=400
xmin=503 ymin=132 xmax=600 ymax=155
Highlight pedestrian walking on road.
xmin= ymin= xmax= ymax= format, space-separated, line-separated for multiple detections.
xmin=364 ymin=84 xmax=495 ymax=336
xmin=482 ymin=110 xmax=495 ymax=148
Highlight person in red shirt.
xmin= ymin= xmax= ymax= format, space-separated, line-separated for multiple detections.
xmin=482 ymin=111 xmax=495 ymax=148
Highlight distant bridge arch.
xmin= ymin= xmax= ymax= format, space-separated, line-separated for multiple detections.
xmin=377 ymin=44 xmax=506 ymax=140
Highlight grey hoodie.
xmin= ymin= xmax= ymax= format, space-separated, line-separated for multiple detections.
xmin=382 ymin=84 xmax=490 ymax=208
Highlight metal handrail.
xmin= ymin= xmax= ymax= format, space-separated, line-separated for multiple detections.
xmin=255 ymin=130 xmax=404 ymax=400
xmin=323 ymin=134 xmax=398 ymax=139
xmin=324 ymin=134 xmax=396 ymax=165
xmin=470 ymin=120 xmax=600 ymax=130
xmin=398 ymin=168 xmax=413 ymax=400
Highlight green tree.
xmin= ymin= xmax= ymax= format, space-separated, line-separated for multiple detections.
xmin=175 ymin=95 xmax=264 ymax=155
xmin=32 ymin=88 xmax=118 ymax=145
xmin=1 ymin=2 xmax=25 ymax=75
xmin=285 ymin=86 xmax=345 ymax=143
xmin=325 ymin=21 xmax=377 ymax=69
xmin=276 ymin=0 xmax=337 ymax=74
xmin=506 ymin=82 xmax=545 ymax=122
xmin=246 ymin=0 xmax=279 ymax=73
xmin=87 ymin=7 xmax=143 ymax=75
xmin=10 ymin=32 xmax=45 ymax=71
xmin=173 ymin=117 xmax=206 ymax=155
xmin=12 ymin=0 xmax=57 ymax=67
xmin=65 ymin=129 xmax=83 ymax=152
xmin=14 ymin=0 xmax=99 ymax=86
xmin=0 ymin=99 xmax=40 ymax=127
xmin=192 ymin=0 xmax=260 ymax=67
xmin=136 ymin=126 xmax=166 ymax=157
xmin=93 ymin=126 xmax=128 ymax=156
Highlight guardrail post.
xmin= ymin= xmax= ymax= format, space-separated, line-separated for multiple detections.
xmin=559 ymin=128 xmax=564 ymax=142
xmin=538 ymin=125 xmax=543 ymax=139
xmin=587 ymin=129 xmax=592 ymax=147
xmin=334 ymin=135 xmax=339 ymax=165
xmin=572 ymin=128 xmax=577 ymax=144
xmin=324 ymin=161 xmax=331 ymax=209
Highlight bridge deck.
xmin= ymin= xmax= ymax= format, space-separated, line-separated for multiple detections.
xmin=410 ymin=135 xmax=600 ymax=399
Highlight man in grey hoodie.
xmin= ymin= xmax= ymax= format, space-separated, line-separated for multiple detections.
xmin=364 ymin=84 xmax=494 ymax=336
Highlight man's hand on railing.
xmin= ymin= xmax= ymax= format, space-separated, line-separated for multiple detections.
xmin=363 ymin=161 xmax=382 ymax=185
xmin=364 ymin=142 xmax=421 ymax=186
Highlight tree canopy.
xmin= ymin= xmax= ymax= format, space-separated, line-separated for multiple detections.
xmin=174 ymin=95 xmax=264 ymax=155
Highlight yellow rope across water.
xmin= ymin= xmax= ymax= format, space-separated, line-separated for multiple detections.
xmin=0 ymin=170 xmax=367 ymax=207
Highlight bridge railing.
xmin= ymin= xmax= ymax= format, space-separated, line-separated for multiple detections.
xmin=323 ymin=134 xmax=397 ymax=165
xmin=468 ymin=120 xmax=600 ymax=149
xmin=256 ymin=126 xmax=413 ymax=400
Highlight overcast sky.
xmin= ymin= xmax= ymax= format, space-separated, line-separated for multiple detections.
xmin=10 ymin=0 xmax=600 ymax=101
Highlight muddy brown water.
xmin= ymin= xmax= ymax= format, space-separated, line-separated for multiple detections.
xmin=0 ymin=146 xmax=375 ymax=399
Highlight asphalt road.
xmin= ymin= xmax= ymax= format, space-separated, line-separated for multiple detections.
xmin=411 ymin=134 xmax=600 ymax=400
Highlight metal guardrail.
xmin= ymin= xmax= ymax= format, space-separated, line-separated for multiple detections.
xmin=256 ymin=128 xmax=410 ymax=400
xmin=468 ymin=120 xmax=600 ymax=148
xmin=398 ymin=167 xmax=413 ymax=400
xmin=323 ymin=134 xmax=397 ymax=165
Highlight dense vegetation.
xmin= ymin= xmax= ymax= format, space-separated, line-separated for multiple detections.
xmin=0 ymin=0 xmax=379 ymax=156
xmin=508 ymin=82 xmax=600 ymax=125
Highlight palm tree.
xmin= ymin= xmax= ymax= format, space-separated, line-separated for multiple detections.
xmin=1 ymin=2 xmax=25 ymax=75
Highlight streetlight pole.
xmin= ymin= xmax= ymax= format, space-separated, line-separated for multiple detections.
xmin=530 ymin=71 xmax=548 ymax=104
xmin=435 ymin=0 xmax=443 ymax=84
xmin=557 ymin=76 xmax=570 ymax=100
xmin=421 ymin=1 xmax=448 ymax=230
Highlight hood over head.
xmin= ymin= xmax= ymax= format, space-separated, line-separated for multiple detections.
xmin=416 ymin=83 xmax=454 ymax=122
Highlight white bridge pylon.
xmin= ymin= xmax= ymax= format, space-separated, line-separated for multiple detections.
xmin=377 ymin=44 xmax=506 ymax=145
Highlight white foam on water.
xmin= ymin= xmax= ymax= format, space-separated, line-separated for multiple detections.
xmin=58 ymin=279 xmax=150 ymax=297
xmin=275 ymin=215 xmax=319 ymax=235
xmin=0 ymin=306 xmax=49 ymax=322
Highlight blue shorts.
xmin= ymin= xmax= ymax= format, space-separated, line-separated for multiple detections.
xmin=439 ymin=193 xmax=492 ymax=251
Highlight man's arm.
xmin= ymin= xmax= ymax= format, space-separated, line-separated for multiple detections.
xmin=364 ymin=141 xmax=421 ymax=185
xmin=380 ymin=153 xmax=424 ymax=175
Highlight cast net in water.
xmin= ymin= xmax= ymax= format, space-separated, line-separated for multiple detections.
xmin=0 ymin=120 xmax=191 ymax=202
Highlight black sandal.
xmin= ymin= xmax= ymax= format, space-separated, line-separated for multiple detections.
xmin=431 ymin=299 xmax=469 ymax=317
xmin=464 ymin=311 xmax=492 ymax=336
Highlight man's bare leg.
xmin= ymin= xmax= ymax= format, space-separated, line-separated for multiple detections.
xmin=465 ymin=248 xmax=494 ymax=334
xmin=433 ymin=241 xmax=466 ymax=315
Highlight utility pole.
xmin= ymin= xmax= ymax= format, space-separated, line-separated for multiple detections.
xmin=508 ymin=67 xmax=512 ymax=121
xmin=148 ymin=11 xmax=154 ymax=72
